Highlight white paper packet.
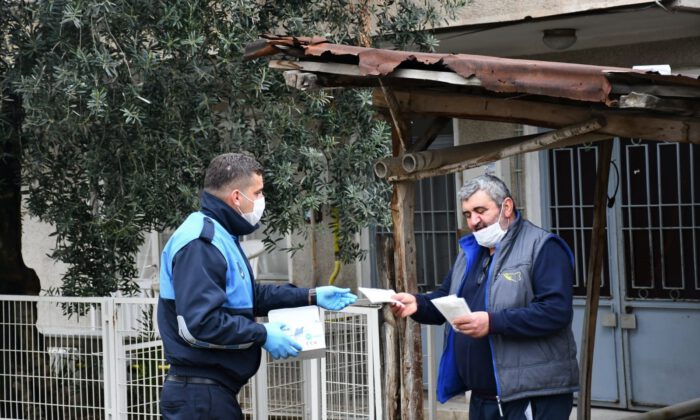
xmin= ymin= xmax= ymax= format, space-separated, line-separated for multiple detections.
xmin=430 ymin=295 xmax=471 ymax=330
xmin=358 ymin=287 xmax=405 ymax=307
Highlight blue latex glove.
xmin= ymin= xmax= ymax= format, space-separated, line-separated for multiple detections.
xmin=316 ymin=286 xmax=358 ymax=311
xmin=263 ymin=322 xmax=302 ymax=359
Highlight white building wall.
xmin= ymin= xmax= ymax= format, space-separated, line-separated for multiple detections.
xmin=444 ymin=0 xmax=653 ymax=27
xmin=20 ymin=205 xmax=69 ymax=329
xmin=21 ymin=209 xmax=66 ymax=292
xmin=453 ymin=118 xmax=523 ymax=214
xmin=289 ymin=223 xmax=360 ymax=290
xmin=523 ymin=35 xmax=700 ymax=70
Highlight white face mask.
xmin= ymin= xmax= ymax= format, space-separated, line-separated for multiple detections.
xmin=472 ymin=203 xmax=508 ymax=248
xmin=238 ymin=192 xmax=265 ymax=226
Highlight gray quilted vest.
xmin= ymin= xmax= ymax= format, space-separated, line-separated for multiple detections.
xmin=449 ymin=217 xmax=579 ymax=401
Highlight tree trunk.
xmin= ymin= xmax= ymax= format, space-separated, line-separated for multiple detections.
xmin=0 ymin=90 xmax=43 ymax=418
xmin=384 ymin=112 xmax=424 ymax=419
xmin=0 ymin=91 xmax=40 ymax=296
xmin=390 ymin=181 xmax=424 ymax=420
xmin=378 ymin=236 xmax=400 ymax=419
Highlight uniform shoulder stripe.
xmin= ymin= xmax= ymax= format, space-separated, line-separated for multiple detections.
xmin=200 ymin=217 xmax=215 ymax=243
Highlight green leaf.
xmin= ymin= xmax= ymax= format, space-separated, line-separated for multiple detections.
xmin=2 ymin=0 xmax=465 ymax=297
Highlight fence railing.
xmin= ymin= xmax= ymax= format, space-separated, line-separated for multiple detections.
xmin=0 ymin=295 xmax=382 ymax=420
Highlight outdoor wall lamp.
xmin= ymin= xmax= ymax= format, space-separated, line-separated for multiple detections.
xmin=542 ymin=28 xmax=577 ymax=50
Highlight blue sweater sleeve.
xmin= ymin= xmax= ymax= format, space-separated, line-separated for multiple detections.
xmin=411 ymin=266 xmax=454 ymax=325
xmin=172 ymin=240 xmax=267 ymax=346
xmin=253 ymin=283 xmax=309 ymax=316
xmin=489 ymin=238 xmax=574 ymax=337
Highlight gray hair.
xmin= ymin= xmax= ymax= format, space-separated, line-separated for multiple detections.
xmin=458 ymin=174 xmax=512 ymax=206
xmin=203 ymin=153 xmax=263 ymax=193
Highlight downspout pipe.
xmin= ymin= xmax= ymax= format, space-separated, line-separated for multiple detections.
xmin=401 ymin=117 xmax=605 ymax=174
xmin=328 ymin=208 xmax=341 ymax=285
xmin=402 ymin=150 xmax=447 ymax=174
xmin=401 ymin=137 xmax=526 ymax=174
xmin=374 ymin=157 xmax=407 ymax=179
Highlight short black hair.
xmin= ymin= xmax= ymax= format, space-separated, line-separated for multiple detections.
xmin=203 ymin=153 xmax=263 ymax=194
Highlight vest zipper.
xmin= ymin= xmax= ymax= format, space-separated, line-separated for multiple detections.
xmin=485 ymin=244 xmax=504 ymax=411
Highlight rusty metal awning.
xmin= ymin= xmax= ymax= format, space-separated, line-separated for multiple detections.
xmin=245 ymin=35 xmax=700 ymax=144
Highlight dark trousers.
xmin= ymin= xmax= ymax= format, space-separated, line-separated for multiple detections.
xmin=469 ymin=392 xmax=573 ymax=420
xmin=160 ymin=379 xmax=241 ymax=420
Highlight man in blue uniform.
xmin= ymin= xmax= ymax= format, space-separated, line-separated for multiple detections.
xmin=158 ymin=152 xmax=356 ymax=419
xmin=392 ymin=174 xmax=578 ymax=420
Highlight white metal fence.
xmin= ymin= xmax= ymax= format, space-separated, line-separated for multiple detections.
xmin=0 ymin=295 xmax=382 ymax=420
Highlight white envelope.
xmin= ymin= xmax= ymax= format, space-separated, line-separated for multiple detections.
xmin=430 ymin=295 xmax=471 ymax=329
xmin=358 ymin=287 xmax=405 ymax=307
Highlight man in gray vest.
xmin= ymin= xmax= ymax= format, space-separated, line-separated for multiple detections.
xmin=392 ymin=174 xmax=578 ymax=419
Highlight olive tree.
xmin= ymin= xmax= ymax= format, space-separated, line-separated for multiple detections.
xmin=1 ymin=1 xmax=467 ymax=417
xmin=2 ymin=0 xmax=464 ymax=297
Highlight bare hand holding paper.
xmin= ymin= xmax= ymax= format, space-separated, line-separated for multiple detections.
xmin=358 ymin=287 xmax=405 ymax=307
xmin=430 ymin=295 xmax=471 ymax=330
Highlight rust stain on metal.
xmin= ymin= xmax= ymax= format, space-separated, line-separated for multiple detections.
xmin=245 ymin=35 xmax=700 ymax=106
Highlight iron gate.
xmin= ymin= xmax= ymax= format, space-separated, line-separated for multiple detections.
xmin=545 ymin=138 xmax=700 ymax=410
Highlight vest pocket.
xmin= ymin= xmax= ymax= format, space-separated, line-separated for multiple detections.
xmin=495 ymin=335 xmax=555 ymax=369
xmin=491 ymin=264 xmax=531 ymax=309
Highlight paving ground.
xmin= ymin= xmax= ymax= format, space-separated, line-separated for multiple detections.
xmin=425 ymin=392 xmax=639 ymax=419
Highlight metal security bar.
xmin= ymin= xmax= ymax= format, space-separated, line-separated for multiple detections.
xmin=0 ymin=296 xmax=107 ymax=420
xmin=265 ymin=357 xmax=306 ymax=417
xmin=620 ymin=139 xmax=700 ymax=300
xmin=0 ymin=295 xmax=382 ymax=419
xmin=324 ymin=306 xmax=381 ymax=420
xmin=415 ymin=173 xmax=459 ymax=292
xmin=374 ymin=172 xmax=458 ymax=294
xmin=113 ymin=298 xmax=165 ymax=419
xmin=548 ymin=144 xmax=612 ymax=297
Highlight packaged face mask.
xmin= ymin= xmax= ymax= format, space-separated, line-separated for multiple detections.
xmin=431 ymin=295 xmax=471 ymax=330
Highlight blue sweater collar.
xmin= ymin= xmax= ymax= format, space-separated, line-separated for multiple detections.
xmin=200 ymin=191 xmax=259 ymax=236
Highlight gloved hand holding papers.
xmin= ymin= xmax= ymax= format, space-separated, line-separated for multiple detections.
xmin=358 ymin=287 xmax=405 ymax=307
xmin=430 ymin=295 xmax=471 ymax=330
xmin=267 ymin=306 xmax=326 ymax=359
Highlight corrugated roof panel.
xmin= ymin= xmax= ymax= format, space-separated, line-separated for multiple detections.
xmin=245 ymin=35 xmax=700 ymax=106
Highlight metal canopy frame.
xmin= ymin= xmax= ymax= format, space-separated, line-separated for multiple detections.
xmin=246 ymin=35 xmax=700 ymax=420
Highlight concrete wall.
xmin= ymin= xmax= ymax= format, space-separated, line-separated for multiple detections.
xmin=20 ymin=200 xmax=361 ymax=294
xmin=522 ymin=35 xmax=700 ymax=71
xmin=453 ymin=119 xmax=524 ymax=214
xmin=289 ymin=222 xmax=360 ymax=290
xmin=21 ymin=210 xmax=66 ymax=292
xmin=444 ymin=0 xmax=652 ymax=27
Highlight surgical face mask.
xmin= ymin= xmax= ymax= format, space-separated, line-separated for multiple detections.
xmin=472 ymin=203 xmax=508 ymax=248
xmin=238 ymin=192 xmax=265 ymax=226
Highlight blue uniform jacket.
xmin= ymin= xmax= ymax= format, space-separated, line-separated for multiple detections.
xmin=157 ymin=192 xmax=309 ymax=394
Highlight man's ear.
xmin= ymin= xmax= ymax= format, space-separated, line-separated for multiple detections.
xmin=224 ymin=188 xmax=240 ymax=208
xmin=504 ymin=197 xmax=515 ymax=218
